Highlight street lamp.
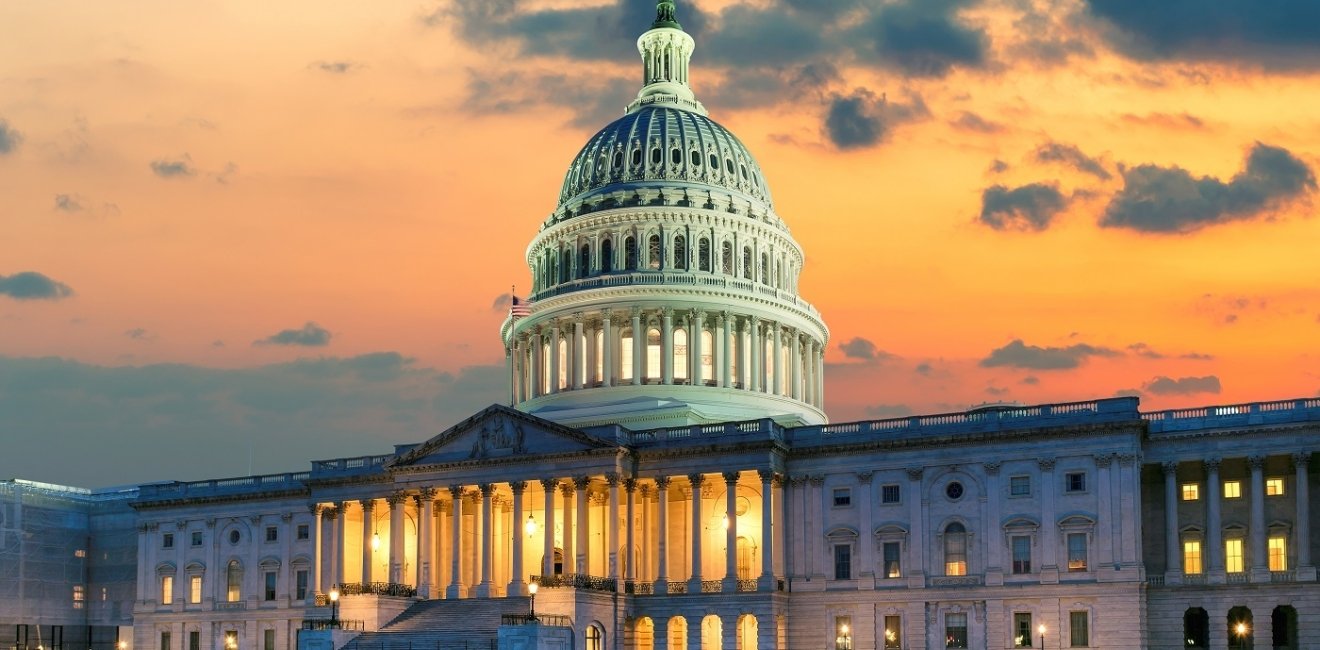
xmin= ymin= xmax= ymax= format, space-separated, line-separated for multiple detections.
xmin=1038 ymin=624 xmax=1046 ymax=650
xmin=329 ymin=588 xmax=340 ymax=628
xmin=118 ymin=642 xmax=127 ymax=650
xmin=1234 ymin=622 xmax=1249 ymax=648
xmin=836 ymin=623 xmax=852 ymax=650
xmin=528 ymin=581 xmax=539 ymax=620
xmin=525 ymin=514 xmax=538 ymax=537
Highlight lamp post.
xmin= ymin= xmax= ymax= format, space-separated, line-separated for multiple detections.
xmin=528 ymin=581 xmax=539 ymax=621
xmin=328 ymin=588 xmax=340 ymax=628
xmin=835 ymin=623 xmax=852 ymax=650
xmin=1038 ymin=623 xmax=1046 ymax=650
xmin=1234 ymin=622 xmax=1249 ymax=649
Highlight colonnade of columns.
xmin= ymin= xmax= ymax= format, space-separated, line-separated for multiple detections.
xmin=310 ymin=470 xmax=786 ymax=600
xmin=507 ymin=308 xmax=824 ymax=410
xmin=1160 ymin=452 xmax=1312 ymax=584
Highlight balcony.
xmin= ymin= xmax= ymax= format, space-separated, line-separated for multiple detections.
xmin=335 ymin=582 xmax=417 ymax=598
xmin=531 ymin=573 xmax=617 ymax=593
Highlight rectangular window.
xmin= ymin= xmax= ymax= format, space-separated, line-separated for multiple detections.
xmin=835 ymin=616 xmax=852 ymax=649
xmin=1223 ymin=480 xmax=1241 ymax=498
xmin=1266 ymin=478 xmax=1285 ymax=496
xmin=189 ymin=632 xmax=199 ymax=650
xmin=163 ymin=533 xmax=174 ymax=548
xmin=162 ymin=632 xmax=171 ymax=650
xmin=1182 ymin=483 xmax=1200 ymax=500
xmin=74 ymin=549 xmax=86 ymax=558
xmin=833 ymin=545 xmax=852 ymax=580
xmin=1012 ymin=535 xmax=1031 ymax=574
xmin=191 ymin=531 xmax=203 ymax=547
xmin=1184 ymin=540 xmax=1203 ymax=574
xmin=295 ymin=570 xmax=308 ymax=600
xmin=225 ymin=632 xmax=238 ymax=650
xmin=945 ymin=613 xmax=968 ymax=649
xmin=190 ymin=576 xmax=202 ymax=604
xmin=883 ymin=542 xmax=902 ymax=578
xmin=264 ymin=571 xmax=277 ymax=600
xmin=1014 ymin=612 xmax=1034 ymax=647
xmin=264 ymin=629 xmax=275 ymax=650
xmin=161 ymin=575 xmax=174 ymax=604
xmin=72 ymin=585 xmax=85 ymax=609
xmin=832 ymin=488 xmax=852 ymax=507
xmin=1067 ymin=533 xmax=1088 ymax=572
xmin=296 ymin=524 xmax=309 ymax=540
xmin=1009 ymin=475 xmax=1031 ymax=497
xmin=265 ymin=526 xmax=278 ymax=542
xmin=1225 ymin=539 xmax=1244 ymax=573
xmin=1269 ymin=536 xmax=1288 ymax=571
xmin=1069 ymin=611 xmax=1089 ymax=647
xmin=883 ymin=616 xmax=902 ymax=650
xmin=881 ymin=484 xmax=901 ymax=504
xmin=1065 ymin=472 xmax=1086 ymax=493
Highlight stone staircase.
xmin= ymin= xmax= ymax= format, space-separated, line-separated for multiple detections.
xmin=341 ymin=598 xmax=530 ymax=650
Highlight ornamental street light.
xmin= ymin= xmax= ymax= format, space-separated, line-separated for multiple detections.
xmin=1038 ymin=624 xmax=1046 ymax=650
xmin=835 ymin=623 xmax=852 ymax=650
xmin=528 ymin=581 xmax=539 ymax=619
xmin=1234 ymin=622 xmax=1249 ymax=649
xmin=329 ymin=588 xmax=340 ymax=628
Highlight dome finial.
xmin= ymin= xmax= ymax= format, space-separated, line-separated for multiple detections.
xmin=652 ymin=0 xmax=681 ymax=30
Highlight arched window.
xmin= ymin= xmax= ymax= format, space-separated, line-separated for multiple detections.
xmin=646 ymin=328 xmax=661 ymax=381
xmin=698 ymin=238 xmax=711 ymax=271
xmin=631 ymin=148 xmax=642 ymax=167
xmin=548 ymin=254 xmax=558 ymax=286
xmin=612 ymin=151 xmax=623 ymax=169
xmin=650 ymin=147 xmax=662 ymax=165
xmin=580 ymin=244 xmax=591 ymax=278
xmin=944 ymin=523 xmax=968 ymax=576
xmin=561 ymin=249 xmax=572 ymax=283
xmin=601 ymin=239 xmax=613 ymax=273
xmin=690 ymin=150 xmax=702 ymax=166
xmin=671 ymin=148 xmax=682 ymax=165
xmin=725 ymin=157 xmax=735 ymax=174
xmin=1228 ymin=607 xmax=1253 ymax=650
xmin=226 ymin=560 xmax=242 ymax=602
xmin=760 ymin=253 xmax=770 ymax=285
xmin=742 ymin=246 xmax=753 ymax=280
xmin=620 ymin=327 xmax=634 ymax=381
xmin=673 ymin=235 xmax=687 ymax=270
xmin=673 ymin=328 xmax=688 ymax=382
xmin=648 ymin=235 xmax=662 ymax=270
xmin=1183 ymin=608 xmax=1209 ymax=649
xmin=700 ymin=330 xmax=714 ymax=384
xmin=721 ymin=242 xmax=734 ymax=275
xmin=558 ymin=337 xmax=568 ymax=390
xmin=586 ymin=623 xmax=604 ymax=650
xmin=594 ymin=329 xmax=604 ymax=384
xmin=625 ymin=237 xmax=639 ymax=270
xmin=740 ymin=162 xmax=748 ymax=179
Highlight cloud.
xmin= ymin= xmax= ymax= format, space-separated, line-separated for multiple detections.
xmin=980 ymin=338 xmax=1120 ymax=370
xmin=824 ymin=88 xmax=927 ymax=149
xmin=1143 ymin=375 xmax=1222 ymax=396
xmin=0 ymin=119 xmax=20 ymax=154
xmin=1101 ymin=143 xmax=1316 ymax=233
xmin=864 ymin=403 xmax=913 ymax=418
xmin=977 ymin=182 xmax=1068 ymax=231
xmin=837 ymin=336 xmax=895 ymax=362
xmin=125 ymin=328 xmax=156 ymax=342
xmin=988 ymin=159 xmax=1010 ymax=174
xmin=1119 ymin=112 xmax=1205 ymax=130
xmin=1084 ymin=0 xmax=1320 ymax=70
xmin=150 ymin=155 xmax=196 ymax=178
xmin=853 ymin=0 xmax=990 ymax=77
xmin=458 ymin=68 xmax=636 ymax=130
xmin=1127 ymin=342 xmax=1214 ymax=360
xmin=915 ymin=362 xmax=933 ymax=375
xmin=312 ymin=60 xmax=360 ymax=74
xmin=54 ymin=194 xmax=84 ymax=212
xmin=985 ymin=386 xmax=1010 ymax=396
xmin=1114 ymin=388 xmax=1143 ymax=398
xmin=212 ymin=162 xmax=238 ymax=185
xmin=1021 ymin=375 xmax=1039 ymax=385
xmin=1033 ymin=141 xmax=1111 ymax=180
xmin=0 ymin=354 xmax=506 ymax=487
xmin=950 ymin=111 xmax=1003 ymax=134
xmin=491 ymin=293 xmax=514 ymax=312
xmin=255 ymin=322 xmax=332 ymax=347
xmin=0 ymin=272 xmax=75 ymax=301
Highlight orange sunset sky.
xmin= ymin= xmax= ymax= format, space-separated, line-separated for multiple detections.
xmin=1 ymin=0 xmax=1318 ymax=487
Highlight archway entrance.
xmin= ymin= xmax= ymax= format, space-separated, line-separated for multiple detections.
xmin=1184 ymin=608 xmax=1208 ymax=648
xmin=701 ymin=615 xmax=722 ymax=650
xmin=1227 ymin=606 xmax=1253 ymax=650
xmin=735 ymin=614 xmax=758 ymax=650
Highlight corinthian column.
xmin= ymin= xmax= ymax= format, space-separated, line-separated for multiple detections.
xmin=723 ymin=471 xmax=739 ymax=591
xmin=447 ymin=486 xmax=465 ymax=598
xmin=688 ymin=473 xmax=705 ymax=592
xmin=631 ymin=307 xmax=644 ymax=385
xmin=386 ymin=491 xmax=406 ymax=585
xmin=602 ymin=309 xmax=614 ymax=387
xmin=661 ymin=307 xmax=674 ymax=384
xmin=509 ymin=481 xmax=527 ymax=594
xmin=416 ymin=488 xmax=436 ymax=598
xmin=541 ymin=479 xmax=558 ymax=578
xmin=476 ymin=484 xmax=493 ymax=597
xmin=655 ymin=477 xmax=671 ymax=593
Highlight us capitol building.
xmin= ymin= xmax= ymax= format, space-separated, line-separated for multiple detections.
xmin=3 ymin=3 xmax=1319 ymax=649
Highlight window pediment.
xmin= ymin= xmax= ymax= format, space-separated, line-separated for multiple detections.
xmin=156 ymin=561 xmax=177 ymax=576
xmin=1003 ymin=516 xmax=1039 ymax=532
xmin=825 ymin=525 xmax=859 ymax=542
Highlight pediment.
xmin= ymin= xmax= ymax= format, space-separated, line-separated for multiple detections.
xmin=387 ymin=404 xmax=619 ymax=469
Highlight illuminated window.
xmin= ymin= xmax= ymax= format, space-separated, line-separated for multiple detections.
xmin=1012 ymin=536 xmax=1031 ymax=574
xmin=72 ymin=585 xmax=85 ymax=609
xmin=1014 ymin=612 xmax=1033 ymax=647
xmin=944 ymin=523 xmax=968 ymax=576
xmin=1223 ymin=481 xmax=1241 ymax=498
xmin=226 ymin=560 xmax=242 ymax=602
xmin=884 ymin=615 xmax=902 ymax=650
xmin=1183 ymin=540 xmax=1203 ymax=574
xmin=945 ymin=613 xmax=968 ymax=648
xmin=673 ymin=328 xmax=688 ymax=382
xmin=1266 ymin=478 xmax=1285 ymax=496
xmin=883 ymin=542 xmax=902 ymax=578
xmin=1269 ymin=536 xmax=1288 ymax=571
xmin=1225 ymin=539 xmax=1244 ymax=573
xmin=74 ymin=548 xmax=86 ymax=558
xmin=162 ymin=575 xmax=174 ymax=604
xmin=1181 ymin=483 xmax=1199 ymax=500
xmin=620 ymin=328 xmax=634 ymax=381
xmin=585 ymin=624 xmax=604 ymax=650
xmin=1067 ymin=533 xmax=1088 ymax=572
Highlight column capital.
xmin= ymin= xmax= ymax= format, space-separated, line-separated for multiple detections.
xmin=601 ymin=307 xmax=613 ymax=319
xmin=1117 ymin=453 xmax=1138 ymax=466
xmin=905 ymin=468 xmax=924 ymax=482
xmin=756 ymin=468 xmax=776 ymax=483
xmin=386 ymin=491 xmax=408 ymax=508
xmin=983 ymin=461 xmax=1001 ymax=475
xmin=573 ymin=475 xmax=592 ymax=490
xmin=360 ymin=497 xmax=375 ymax=511
xmin=654 ymin=476 xmax=672 ymax=490
xmin=417 ymin=486 xmax=437 ymax=502
xmin=605 ymin=472 xmax=622 ymax=487
xmin=509 ymin=480 xmax=527 ymax=494
xmin=1204 ymin=458 xmax=1222 ymax=472
xmin=623 ymin=477 xmax=637 ymax=492
xmin=1248 ymin=455 xmax=1266 ymax=470
xmin=539 ymin=478 xmax=560 ymax=491
xmin=630 ymin=305 xmax=644 ymax=318
xmin=478 ymin=483 xmax=494 ymax=497
xmin=807 ymin=475 xmax=825 ymax=487
xmin=448 ymin=484 xmax=465 ymax=498
xmin=722 ymin=471 xmax=739 ymax=485
xmin=1038 ymin=458 xmax=1056 ymax=472
xmin=661 ymin=306 xmax=674 ymax=319
xmin=1161 ymin=460 xmax=1179 ymax=475
xmin=560 ymin=483 xmax=575 ymax=497
xmin=1093 ymin=454 xmax=1113 ymax=469
xmin=639 ymin=484 xmax=653 ymax=498
xmin=308 ymin=503 xmax=323 ymax=516
xmin=1292 ymin=451 xmax=1312 ymax=467
xmin=572 ymin=311 xmax=585 ymax=324
xmin=856 ymin=470 xmax=874 ymax=484
xmin=688 ymin=473 xmax=705 ymax=487
xmin=322 ymin=506 xmax=339 ymax=520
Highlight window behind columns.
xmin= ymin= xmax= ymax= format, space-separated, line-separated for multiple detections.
xmin=601 ymin=239 xmax=613 ymax=272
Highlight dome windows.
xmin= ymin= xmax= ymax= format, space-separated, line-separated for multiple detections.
xmin=631 ymin=148 xmax=642 ymax=167
xmin=601 ymin=239 xmax=614 ymax=273
xmin=650 ymin=147 xmax=662 ymax=165
xmin=709 ymin=152 xmax=719 ymax=170
xmin=612 ymin=151 xmax=624 ymax=170
xmin=671 ymin=148 xmax=682 ymax=165
xmin=690 ymin=149 xmax=701 ymax=166
xmin=647 ymin=235 xmax=662 ymax=270
xmin=673 ymin=235 xmax=688 ymax=270
xmin=625 ymin=236 xmax=639 ymax=270
xmin=698 ymin=237 xmax=711 ymax=271
xmin=740 ymin=163 xmax=748 ymax=180
xmin=721 ymin=242 xmax=734 ymax=274
xmin=742 ymin=246 xmax=753 ymax=280
xmin=579 ymin=244 xmax=591 ymax=279
xmin=725 ymin=157 xmax=734 ymax=174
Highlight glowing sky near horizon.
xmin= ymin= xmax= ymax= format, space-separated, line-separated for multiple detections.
xmin=1 ymin=0 xmax=1318 ymax=487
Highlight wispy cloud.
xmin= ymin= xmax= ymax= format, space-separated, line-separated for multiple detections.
xmin=977 ymin=183 xmax=1068 ymax=231
xmin=255 ymin=322 xmax=333 ymax=347
xmin=980 ymin=339 xmax=1120 ymax=370
xmin=150 ymin=155 xmax=196 ymax=178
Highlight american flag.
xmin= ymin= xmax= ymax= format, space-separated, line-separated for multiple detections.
xmin=510 ymin=295 xmax=533 ymax=318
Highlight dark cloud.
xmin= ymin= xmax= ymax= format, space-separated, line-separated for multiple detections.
xmin=1100 ymin=143 xmax=1316 ymax=233
xmin=988 ymin=159 xmax=1010 ymax=174
xmin=1114 ymin=388 xmax=1143 ymax=398
xmin=460 ymin=68 xmax=635 ymax=130
xmin=864 ymin=403 xmax=913 ymax=418
xmin=985 ymin=386 xmax=1010 ymax=396
xmin=950 ymin=111 xmax=1003 ymax=134
xmin=1126 ymin=342 xmax=1163 ymax=359
xmin=915 ymin=362 xmax=933 ymax=376
xmin=980 ymin=338 xmax=1120 ymax=370
xmin=312 ymin=60 xmax=360 ymax=74
xmin=1143 ymin=375 xmax=1222 ymax=396
xmin=255 ymin=322 xmax=332 ymax=347
xmin=0 ymin=119 xmax=20 ymax=154
xmin=1021 ymin=375 xmax=1039 ymax=385
xmin=150 ymin=156 xmax=196 ymax=178
xmin=212 ymin=162 xmax=238 ymax=185
xmin=1084 ymin=0 xmax=1320 ymax=70
xmin=977 ymin=182 xmax=1068 ymax=231
xmin=491 ymin=293 xmax=513 ymax=311
xmin=824 ymin=88 xmax=927 ymax=149
xmin=54 ymin=194 xmax=83 ymax=212
xmin=0 ymin=272 xmax=74 ymax=301
xmin=837 ymin=336 xmax=895 ymax=362
xmin=0 ymin=354 xmax=505 ymax=487
xmin=854 ymin=0 xmax=989 ymax=77
xmin=1034 ymin=141 xmax=1111 ymax=180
